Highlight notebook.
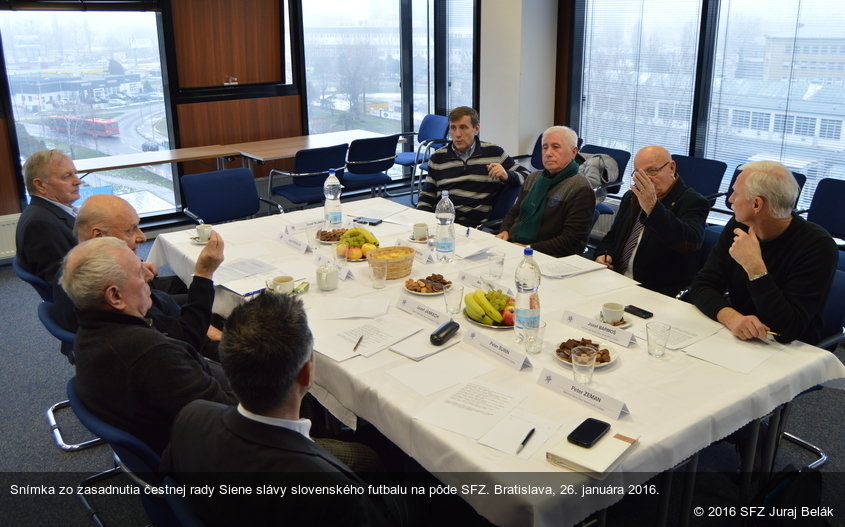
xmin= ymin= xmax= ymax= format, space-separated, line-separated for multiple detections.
xmin=546 ymin=430 xmax=639 ymax=480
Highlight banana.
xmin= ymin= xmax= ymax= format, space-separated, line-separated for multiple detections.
xmin=474 ymin=289 xmax=503 ymax=323
xmin=481 ymin=314 xmax=494 ymax=325
xmin=361 ymin=229 xmax=378 ymax=245
xmin=464 ymin=293 xmax=485 ymax=320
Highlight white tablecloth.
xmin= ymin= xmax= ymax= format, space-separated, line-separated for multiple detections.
xmin=149 ymin=198 xmax=845 ymax=527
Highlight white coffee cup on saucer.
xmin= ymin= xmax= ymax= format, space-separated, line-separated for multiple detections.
xmin=601 ymin=302 xmax=625 ymax=324
xmin=196 ymin=224 xmax=213 ymax=243
xmin=266 ymin=275 xmax=294 ymax=294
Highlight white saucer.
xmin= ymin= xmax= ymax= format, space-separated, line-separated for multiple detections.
xmin=190 ymin=236 xmax=209 ymax=246
xmin=595 ymin=313 xmax=632 ymax=329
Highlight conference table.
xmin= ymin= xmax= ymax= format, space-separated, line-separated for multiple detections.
xmin=227 ymin=128 xmax=390 ymax=167
xmin=147 ymin=198 xmax=845 ymax=527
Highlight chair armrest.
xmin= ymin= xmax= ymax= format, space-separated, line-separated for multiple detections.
xmin=183 ymin=208 xmax=203 ymax=224
xmin=477 ymin=218 xmax=503 ymax=234
xmin=259 ymin=197 xmax=284 ymax=214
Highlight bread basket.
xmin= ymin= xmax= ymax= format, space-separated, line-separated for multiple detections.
xmin=367 ymin=246 xmax=414 ymax=280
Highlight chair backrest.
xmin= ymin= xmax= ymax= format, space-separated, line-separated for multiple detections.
xmin=417 ymin=114 xmax=449 ymax=143
xmin=580 ymin=144 xmax=631 ymax=194
xmin=699 ymin=225 xmax=723 ymax=271
xmin=489 ymin=184 xmax=521 ymax=224
xmin=807 ymin=178 xmax=845 ymax=239
xmin=67 ymin=377 xmax=162 ymax=484
xmin=162 ymin=476 xmax=208 ymax=527
xmin=671 ymin=154 xmax=727 ymax=205
xmin=345 ymin=134 xmax=400 ymax=175
xmin=37 ymin=301 xmax=74 ymax=345
xmin=530 ymin=134 xmax=543 ymax=170
xmin=181 ymin=168 xmax=260 ymax=224
xmin=721 ymin=168 xmax=806 ymax=211
xmin=13 ymin=256 xmax=53 ymax=301
xmin=291 ymin=143 xmax=348 ymax=188
xmin=819 ymin=269 xmax=845 ymax=350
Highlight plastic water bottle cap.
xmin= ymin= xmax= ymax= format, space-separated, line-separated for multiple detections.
xmin=523 ymin=247 xmax=533 ymax=256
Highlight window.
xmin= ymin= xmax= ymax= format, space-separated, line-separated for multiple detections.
xmin=731 ymin=110 xmax=751 ymax=129
xmin=445 ymin=0 xmax=474 ymax=110
xmin=1 ymin=9 xmax=176 ymax=215
xmin=795 ymin=116 xmax=816 ymax=136
xmin=751 ymin=112 xmax=771 ymax=131
xmin=820 ymin=119 xmax=842 ymax=140
xmin=578 ymin=0 xmax=703 ymax=180
xmin=774 ymin=114 xmax=794 ymax=134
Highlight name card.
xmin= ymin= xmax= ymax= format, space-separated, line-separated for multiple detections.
xmin=562 ymin=310 xmax=635 ymax=347
xmin=458 ymin=271 xmax=514 ymax=297
xmin=285 ymin=218 xmax=325 ymax=235
xmin=537 ymin=367 xmax=630 ymax=419
xmin=396 ymin=296 xmax=449 ymax=326
xmin=312 ymin=254 xmax=353 ymax=280
xmin=397 ymin=238 xmax=433 ymax=263
xmin=463 ymin=330 xmax=531 ymax=371
xmin=279 ymin=231 xmax=311 ymax=254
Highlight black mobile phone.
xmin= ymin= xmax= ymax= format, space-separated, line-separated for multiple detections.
xmin=430 ymin=320 xmax=460 ymax=346
xmin=567 ymin=418 xmax=611 ymax=448
xmin=354 ymin=216 xmax=383 ymax=226
xmin=624 ymin=305 xmax=653 ymax=319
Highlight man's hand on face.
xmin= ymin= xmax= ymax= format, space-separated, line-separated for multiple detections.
xmin=630 ymin=170 xmax=658 ymax=215
xmin=729 ymin=226 xmax=767 ymax=278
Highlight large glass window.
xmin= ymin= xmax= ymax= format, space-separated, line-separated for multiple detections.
xmin=578 ymin=0 xmax=703 ymax=181
xmin=445 ymin=0 xmax=474 ymax=110
xmin=704 ymin=0 xmax=845 ymax=208
xmin=1 ymin=10 xmax=176 ymax=215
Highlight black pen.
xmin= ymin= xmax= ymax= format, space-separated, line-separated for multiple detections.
xmin=353 ymin=335 xmax=364 ymax=352
xmin=516 ymin=428 xmax=535 ymax=454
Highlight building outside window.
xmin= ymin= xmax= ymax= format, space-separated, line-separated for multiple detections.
xmin=1 ymin=10 xmax=176 ymax=216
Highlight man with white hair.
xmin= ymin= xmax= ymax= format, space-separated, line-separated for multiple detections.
xmin=496 ymin=126 xmax=595 ymax=257
xmin=61 ymin=236 xmax=235 ymax=453
xmin=15 ymin=149 xmax=82 ymax=283
xmin=690 ymin=160 xmax=837 ymax=344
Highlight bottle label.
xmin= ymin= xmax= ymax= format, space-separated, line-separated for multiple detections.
xmin=325 ymin=210 xmax=342 ymax=226
xmin=436 ymin=237 xmax=454 ymax=253
xmin=515 ymin=308 xmax=540 ymax=329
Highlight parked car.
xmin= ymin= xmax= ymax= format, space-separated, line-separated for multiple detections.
xmin=142 ymin=141 xmax=160 ymax=152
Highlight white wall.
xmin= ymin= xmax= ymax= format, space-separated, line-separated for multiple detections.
xmin=479 ymin=0 xmax=558 ymax=157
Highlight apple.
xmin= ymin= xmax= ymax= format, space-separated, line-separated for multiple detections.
xmin=361 ymin=243 xmax=377 ymax=257
xmin=501 ymin=310 xmax=515 ymax=326
xmin=348 ymin=247 xmax=363 ymax=260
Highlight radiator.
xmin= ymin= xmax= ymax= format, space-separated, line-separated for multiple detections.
xmin=0 ymin=213 xmax=20 ymax=259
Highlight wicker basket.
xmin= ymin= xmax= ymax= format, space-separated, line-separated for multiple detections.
xmin=367 ymin=246 xmax=414 ymax=280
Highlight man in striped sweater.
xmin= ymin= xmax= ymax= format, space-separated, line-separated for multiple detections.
xmin=417 ymin=106 xmax=529 ymax=226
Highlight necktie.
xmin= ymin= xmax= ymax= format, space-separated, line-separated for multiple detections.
xmin=617 ymin=217 xmax=644 ymax=274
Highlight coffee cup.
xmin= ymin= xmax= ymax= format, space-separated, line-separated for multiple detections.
xmin=196 ymin=224 xmax=213 ymax=243
xmin=266 ymin=275 xmax=294 ymax=294
xmin=316 ymin=264 xmax=339 ymax=291
xmin=601 ymin=302 xmax=625 ymax=324
xmin=413 ymin=223 xmax=429 ymax=241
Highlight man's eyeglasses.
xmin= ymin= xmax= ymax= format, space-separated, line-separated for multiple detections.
xmin=641 ymin=160 xmax=671 ymax=177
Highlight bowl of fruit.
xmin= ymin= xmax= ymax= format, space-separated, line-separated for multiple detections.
xmin=463 ymin=289 xmax=515 ymax=329
xmin=338 ymin=227 xmax=379 ymax=261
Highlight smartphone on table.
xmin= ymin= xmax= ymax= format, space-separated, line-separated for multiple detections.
xmin=567 ymin=418 xmax=611 ymax=448
xmin=353 ymin=216 xmax=383 ymax=226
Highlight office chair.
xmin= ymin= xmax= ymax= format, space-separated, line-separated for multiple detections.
xmin=181 ymin=168 xmax=283 ymax=224
xmin=267 ymin=143 xmax=348 ymax=209
xmin=162 ymin=476 xmax=208 ymax=527
xmin=12 ymin=256 xmax=53 ymax=302
xmin=476 ymin=183 xmax=522 ymax=233
xmin=580 ymin=144 xmax=631 ymax=196
xmin=670 ymin=154 xmax=727 ymax=207
xmin=399 ymin=114 xmax=449 ymax=205
xmin=342 ymin=134 xmax=400 ymax=195
xmin=805 ymin=178 xmax=845 ymax=240
xmin=712 ymin=168 xmax=806 ymax=215
xmin=67 ymin=377 xmax=180 ymax=527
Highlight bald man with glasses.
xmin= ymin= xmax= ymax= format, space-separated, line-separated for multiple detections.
xmin=594 ymin=145 xmax=709 ymax=296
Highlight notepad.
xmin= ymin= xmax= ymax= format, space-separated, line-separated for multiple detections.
xmin=546 ymin=430 xmax=639 ymax=480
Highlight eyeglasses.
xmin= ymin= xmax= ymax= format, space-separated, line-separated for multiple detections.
xmin=641 ymin=160 xmax=671 ymax=177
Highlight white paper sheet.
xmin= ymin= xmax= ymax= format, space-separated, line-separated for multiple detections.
xmin=684 ymin=328 xmax=782 ymax=373
xmin=537 ymin=254 xmax=607 ymax=278
xmin=563 ymin=269 xmax=639 ymax=296
xmin=389 ymin=329 xmax=462 ymax=361
xmin=319 ymin=298 xmax=391 ymax=319
xmin=415 ymin=380 xmax=525 ymax=439
xmin=313 ymin=314 xmax=423 ymax=362
xmin=213 ymin=258 xmax=276 ymax=285
xmin=387 ymin=347 xmax=495 ymax=395
xmin=478 ymin=412 xmax=561 ymax=459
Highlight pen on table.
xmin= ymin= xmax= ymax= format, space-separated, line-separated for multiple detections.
xmin=516 ymin=427 xmax=535 ymax=455
xmin=353 ymin=335 xmax=364 ymax=352
xmin=465 ymin=227 xmax=471 ymax=237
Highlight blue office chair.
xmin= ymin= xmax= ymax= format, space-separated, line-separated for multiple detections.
xmin=12 ymin=256 xmax=53 ymax=301
xmin=37 ymin=301 xmax=75 ymax=364
xmin=342 ymin=134 xmax=400 ymax=195
xmin=805 ymin=178 xmax=845 ymax=240
xmin=397 ymin=113 xmax=448 ymax=169
xmin=67 ymin=377 xmax=180 ymax=527
xmin=476 ymin=183 xmax=523 ymax=233
xmin=162 ymin=476 xmax=208 ymax=527
xmin=267 ymin=143 xmax=348 ymax=208
xmin=670 ymin=154 xmax=727 ymax=207
xmin=714 ymin=168 xmax=806 ymax=214
xmin=181 ymin=168 xmax=283 ymax=224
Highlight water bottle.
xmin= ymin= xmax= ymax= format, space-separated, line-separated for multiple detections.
xmin=514 ymin=247 xmax=541 ymax=343
xmin=435 ymin=190 xmax=455 ymax=263
xmin=323 ymin=169 xmax=342 ymax=230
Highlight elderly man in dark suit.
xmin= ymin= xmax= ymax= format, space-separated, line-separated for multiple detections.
xmin=161 ymin=293 xmax=402 ymax=527
xmin=15 ymin=149 xmax=82 ymax=283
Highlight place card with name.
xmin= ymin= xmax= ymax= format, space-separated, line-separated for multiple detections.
xmin=285 ymin=218 xmax=325 ymax=235
xmin=462 ymin=330 xmax=532 ymax=371
xmin=537 ymin=367 xmax=630 ymax=419
xmin=279 ymin=231 xmax=312 ymax=254
xmin=562 ymin=310 xmax=635 ymax=347
xmin=396 ymin=238 xmax=434 ymax=263
xmin=396 ymin=296 xmax=449 ymax=326
xmin=312 ymin=254 xmax=353 ymax=280
xmin=458 ymin=271 xmax=514 ymax=297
